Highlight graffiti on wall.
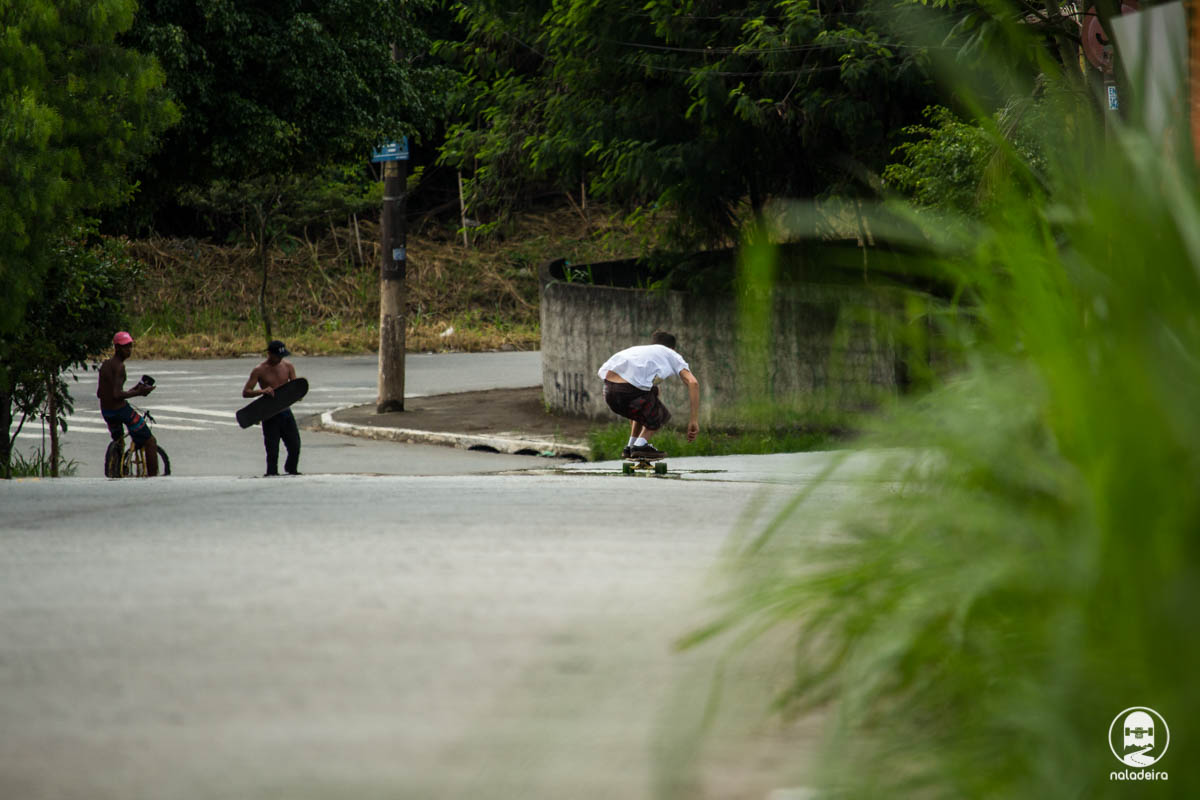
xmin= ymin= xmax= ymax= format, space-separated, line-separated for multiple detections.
xmin=552 ymin=370 xmax=593 ymax=414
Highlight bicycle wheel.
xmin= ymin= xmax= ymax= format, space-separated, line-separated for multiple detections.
xmin=122 ymin=444 xmax=170 ymax=477
xmin=104 ymin=440 xmax=125 ymax=478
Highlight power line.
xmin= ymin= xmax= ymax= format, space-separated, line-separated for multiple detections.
xmin=600 ymin=36 xmax=947 ymax=55
xmin=613 ymin=55 xmax=897 ymax=77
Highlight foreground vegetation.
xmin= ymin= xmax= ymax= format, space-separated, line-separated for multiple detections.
xmin=677 ymin=59 xmax=1200 ymax=800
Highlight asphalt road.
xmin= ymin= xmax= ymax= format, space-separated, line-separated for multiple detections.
xmin=2 ymin=349 xmax=855 ymax=797
xmin=10 ymin=352 xmax=545 ymax=477
xmin=0 ymin=472 xmax=826 ymax=800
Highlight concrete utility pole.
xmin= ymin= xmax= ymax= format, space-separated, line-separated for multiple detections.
xmin=377 ymin=153 xmax=407 ymax=413
xmin=376 ymin=35 xmax=407 ymax=413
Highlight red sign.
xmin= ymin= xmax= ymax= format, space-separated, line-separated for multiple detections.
xmin=1082 ymin=2 xmax=1140 ymax=74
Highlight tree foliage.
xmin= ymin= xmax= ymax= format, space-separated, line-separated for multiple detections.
xmin=0 ymin=223 xmax=139 ymax=478
xmin=121 ymin=0 xmax=456 ymax=230
xmin=439 ymin=0 xmax=941 ymax=247
xmin=882 ymin=103 xmax=1045 ymax=215
xmin=0 ymin=0 xmax=176 ymax=333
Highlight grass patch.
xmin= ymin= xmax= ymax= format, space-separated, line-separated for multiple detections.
xmin=133 ymin=319 xmax=543 ymax=359
xmin=589 ymin=421 xmax=853 ymax=460
xmin=9 ymin=447 xmax=78 ymax=478
xmin=123 ymin=205 xmax=648 ymax=358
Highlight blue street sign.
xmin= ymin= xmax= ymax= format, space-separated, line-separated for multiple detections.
xmin=371 ymin=137 xmax=410 ymax=162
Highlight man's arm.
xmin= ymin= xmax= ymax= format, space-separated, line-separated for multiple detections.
xmin=108 ymin=363 xmax=150 ymax=401
xmin=286 ymin=362 xmax=297 ymax=381
xmin=680 ymin=369 xmax=700 ymax=442
xmin=243 ymin=367 xmax=273 ymax=398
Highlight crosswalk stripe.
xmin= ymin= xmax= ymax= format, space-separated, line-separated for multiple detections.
xmin=10 ymin=425 xmax=111 ymax=435
xmin=146 ymin=405 xmax=237 ymax=418
xmin=144 ymin=414 xmax=239 ymax=427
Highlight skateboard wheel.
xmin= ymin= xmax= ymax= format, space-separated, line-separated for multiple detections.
xmin=654 ymin=462 xmax=667 ymax=475
xmin=622 ymin=462 xmax=634 ymax=475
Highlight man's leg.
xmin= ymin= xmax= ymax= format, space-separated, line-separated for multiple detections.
xmin=144 ymin=434 xmax=159 ymax=477
xmin=262 ymin=416 xmax=282 ymax=475
xmin=624 ymin=420 xmax=643 ymax=456
xmin=125 ymin=409 xmax=157 ymax=477
xmin=280 ymin=411 xmax=301 ymax=474
xmin=629 ymin=386 xmax=668 ymax=457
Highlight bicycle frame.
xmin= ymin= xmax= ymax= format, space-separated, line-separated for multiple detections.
xmin=104 ymin=407 xmax=170 ymax=477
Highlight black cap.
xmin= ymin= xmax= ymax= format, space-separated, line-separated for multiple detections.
xmin=267 ymin=340 xmax=290 ymax=357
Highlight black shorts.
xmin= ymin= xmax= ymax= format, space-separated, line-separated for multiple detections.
xmin=101 ymin=405 xmax=153 ymax=446
xmin=603 ymin=381 xmax=671 ymax=429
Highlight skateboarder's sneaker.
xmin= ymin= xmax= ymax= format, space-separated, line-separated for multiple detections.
xmin=622 ymin=446 xmax=632 ymax=459
xmin=629 ymin=444 xmax=665 ymax=459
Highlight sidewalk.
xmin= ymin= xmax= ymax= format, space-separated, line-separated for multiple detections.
xmin=309 ymin=386 xmax=885 ymax=487
xmin=310 ymin=386 xmax=597 ymax=459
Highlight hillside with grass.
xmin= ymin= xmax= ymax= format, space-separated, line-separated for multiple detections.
xmin=123 ymin=204 xmax=649 ymax=359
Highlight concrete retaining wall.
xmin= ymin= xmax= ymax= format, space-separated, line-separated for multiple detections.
xmin=540 ymin=260 xmax=914 ymax=422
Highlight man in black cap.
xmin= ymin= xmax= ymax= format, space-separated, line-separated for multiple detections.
xmin=242 ymin=340 xmax=301 ymax=475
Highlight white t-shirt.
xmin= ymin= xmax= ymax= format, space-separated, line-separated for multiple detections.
xmin=597 ymin=344 xmax=690 ymax=391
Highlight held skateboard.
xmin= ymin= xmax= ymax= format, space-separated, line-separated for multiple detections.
xmin=622 ymin=454 xmax=668 ymax=475
xmin=236 ymin=377 xmax=309 ymax=428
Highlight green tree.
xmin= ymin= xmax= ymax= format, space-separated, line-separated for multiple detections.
xmin=0 ymin=0 xmax=176 ymax=333
xmin=181 ymin=165 xmax=383 ymax=338
xmin=882 ymin=103 xmax=1046 ymax=215
xmin=119 ymin=0 xmax=455 ymax=232
xmin=0 ymin=224 xmax=138 ymax=478
xmin=439 ymin=0 xmax=941 ymax=247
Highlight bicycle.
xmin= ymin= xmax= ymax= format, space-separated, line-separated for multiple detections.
xmin=104 ymin=407 xmax=171 ymax=478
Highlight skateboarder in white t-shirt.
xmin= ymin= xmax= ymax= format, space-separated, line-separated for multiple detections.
xmin=597 ymin=331 xmax=700 ymax=459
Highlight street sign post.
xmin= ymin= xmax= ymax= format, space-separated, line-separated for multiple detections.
xmin=371 ymin=137 xmax=410 ymax=163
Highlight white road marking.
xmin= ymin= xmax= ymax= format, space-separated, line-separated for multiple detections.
xmin=12 ymin=429 xmax=109 ymax=441
xmin=139 ymin=423 xmax=208 ymax=431
xmin=143 ymin=414 xmax=239 ymax=427
xmin=148 ymin=405 xmax=238 ymax=419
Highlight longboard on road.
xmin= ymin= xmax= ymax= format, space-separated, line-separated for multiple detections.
xmin=622 ymin=453 xmax=668 ymax=475
xmin=236 ymin=378 xmax=308 ymax=428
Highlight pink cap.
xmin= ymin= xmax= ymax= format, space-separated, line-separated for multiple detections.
xmin=113 ymin=331 xmax=134 ymax=346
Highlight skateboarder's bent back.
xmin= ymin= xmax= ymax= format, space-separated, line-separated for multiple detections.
xmin=597 ymin=330 xmax=699 ymax=459
xmin=243 ymin=340 xmax=301 ymax=476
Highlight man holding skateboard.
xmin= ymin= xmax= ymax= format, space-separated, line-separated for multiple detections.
xmin=97 ymin=331 xmax=160 ymax=476
xmin=598 ymin=330 xmax=700 ymax=459
xmin=243 ymin=340 xmax=302 ymax=475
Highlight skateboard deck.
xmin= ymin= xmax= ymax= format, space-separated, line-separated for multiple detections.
xmin=622 ymin=455 xmax=668 ymax=475
xmin=236 ymin=377 xmax=308 ymax=428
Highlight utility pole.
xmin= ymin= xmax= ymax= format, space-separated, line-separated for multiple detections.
xmin=376 ymin=33 xmax=407 ymax=414
xmin=377 ymin=139 xmax=408 ymax=413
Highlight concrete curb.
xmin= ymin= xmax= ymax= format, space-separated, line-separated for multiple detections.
xmin=313 ymin=406 xmax=592 ymax=459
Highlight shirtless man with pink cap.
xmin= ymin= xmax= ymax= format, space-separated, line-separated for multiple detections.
xmin=97 ymin=331 xmax=159 ymax=476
